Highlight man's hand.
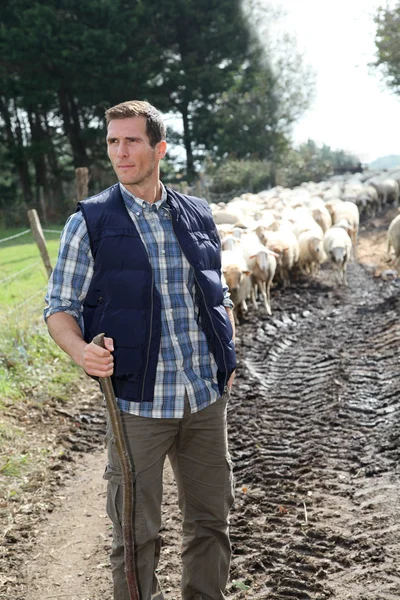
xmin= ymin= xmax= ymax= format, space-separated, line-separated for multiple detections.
xmin=227 ymin=371 xmax=235 ymax=391
xmin=224 ymin=306 xmax=235 ymax=391
xmin=81 ymin=336 xmax=114 ymax=377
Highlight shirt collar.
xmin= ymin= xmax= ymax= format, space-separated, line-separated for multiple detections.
xmin=119 ymin=182 xmax=167 ymax=211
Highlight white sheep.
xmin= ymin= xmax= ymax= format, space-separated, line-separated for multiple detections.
xmin=212 ymin=207 xmax=244 ymax=225
xmin=241 ymin=233 xmax=277 ymax=315
xmin=297 ymin=230 xmax=324 ymax=276
xmin=221 ymin=249 xmax=251 ymax=324
xmin=323 ymin=226 xmax=352 ymax=285
xmin=387 ymin=213 xmax=400 ymax=268
xmin=332 ymin=201 xmax=360 ymax=248
xmin=309 ymin=200 xmax=332 ymax=233
xmin=262 ymin=228 xmax=299 ymax=288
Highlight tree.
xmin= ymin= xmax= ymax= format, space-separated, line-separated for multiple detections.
xmin=0 ymin=0 xmax=165 ymax=211
xmin=150 ymin=0 xmax=256 ymax=179
xmin=151 ymin=0 xmax=315 ymax=178
xmin=373 ymin=2 xmax=400 ymax=94
xmin=276 ymin=140 xmax=361 ymax=188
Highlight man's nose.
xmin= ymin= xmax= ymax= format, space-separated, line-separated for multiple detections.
xmin=117 ymin=143 xmax=128 ymax=158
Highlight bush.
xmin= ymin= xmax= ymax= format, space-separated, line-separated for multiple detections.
xmin=206 ymin=159 xmax=273 ymax=195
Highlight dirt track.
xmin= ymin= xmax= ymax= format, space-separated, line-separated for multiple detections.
xmin=1 ymin=208 xmax=400 ymax=600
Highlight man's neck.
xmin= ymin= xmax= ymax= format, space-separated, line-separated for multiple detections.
xmin=123 ymin=180 xmax=162 ymax=205
xmin=125 ymin=180 xmax=162 ymax=204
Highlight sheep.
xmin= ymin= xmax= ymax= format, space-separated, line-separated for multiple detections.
xmin=309 ymin=203 xmax=332 ymax=234
xmin=332 ymin=201 xmax=360 ymax=248
xmin=291 ymin=212 xmax=324 ymax=240
xmin=355 ymin=185 xmax=379 ymax=218
xmin=221 ymin=235 xmax=239 ymax=251
xmin=323 ymin=226 xmax=352 ymax=285
xmin=216 ymin=223 xmax=234 ymax=240
xmin=262 ymin=228 xmax=299 ymax=288
xmin=383 ymin=178 xmax=400 ymax=208
xmin=212 ymin=207 xmax=244 ymax=225
xmin=324 ymin=197 xmax=344 ymax=219
xmin=241 ymin=233 xmax=277 ymax=315
xmin=297 ymin=230 xmax=324 ymax=277
xmin=387 ymin=213 xmax=400 ymax=268
xmin=221 ymin=249 xmax=252 ymax=324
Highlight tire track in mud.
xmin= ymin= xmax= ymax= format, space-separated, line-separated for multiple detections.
xmin=227 ymin=263 xmax=400 ymax=600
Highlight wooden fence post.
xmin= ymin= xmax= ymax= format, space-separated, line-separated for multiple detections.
xmin=27 ymin=209 xmax=53 ymax=278
xmin=75 ymin=167 xmax=89 ymax=203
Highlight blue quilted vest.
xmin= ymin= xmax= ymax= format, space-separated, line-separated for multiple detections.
xmin=78 ymin=184 xmax=236 ymax=402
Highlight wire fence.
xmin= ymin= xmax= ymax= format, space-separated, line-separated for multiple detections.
xmin=0 ymin=223 xmax=62 ymax=323
xmin=0 ymin=229 xmax=31 ymax=244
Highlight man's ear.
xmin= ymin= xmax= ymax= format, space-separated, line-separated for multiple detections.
xmin=158 ymin=140 xmax=167 ymax=159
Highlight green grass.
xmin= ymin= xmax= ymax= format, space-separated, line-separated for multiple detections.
xmin=0 ymin=314 xmax=81 ymax=408
xmin=0 ymin=226 xmax=82 ymax=409
xmin=0 ymin=227 xmax=88 ymax=501
xmin=0 ymin=454 xmax=30 ymax=477
xmin=0 ymin=227 xmax=62 ymax=309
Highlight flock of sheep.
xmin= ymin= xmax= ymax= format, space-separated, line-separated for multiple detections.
xmin=212 ymin=169 xmax=400 ymax=323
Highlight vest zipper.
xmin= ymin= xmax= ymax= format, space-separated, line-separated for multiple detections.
xmin=141 ymin=264 xmax=154 ymax=401
xmin=169 ymin=213 xmax=229 ymax=389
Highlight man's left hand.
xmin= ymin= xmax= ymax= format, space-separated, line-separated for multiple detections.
xmin=227 ymin=371 xmax=235 ymax=391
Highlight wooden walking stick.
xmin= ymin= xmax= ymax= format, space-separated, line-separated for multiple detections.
xmin=92 ymin=333 xmax=140 ymax=600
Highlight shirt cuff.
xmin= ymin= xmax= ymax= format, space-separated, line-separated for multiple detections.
xmin=43 ymin=306 xmax=84 ymax=332
xmin=222 ymin=298 xmax=234 ymax=309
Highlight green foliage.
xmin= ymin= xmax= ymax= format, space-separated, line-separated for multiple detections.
xmin=276 ymin=140 xmax=361 ymax=188
xmin=205 ymin=141 xmax=360 ymax=193
xmin=0 ymin=0 xmax=316 ymax=213
xmin=0 ymin=228 xmax=61 ymax=307
xmin=0 ymin=454 xmax=30 ymax=478
xmin=0 ymin=315 xmax=80 ymax=407
xmin=206 ymin=159 xmax=272 ymax=194
xmin=373 ymin=2 xmax=400 ymax=94
xmin=0 ymin=230 xmax=80 ymax=406
xmin=0 ymin=0 xmax=164 ymax=213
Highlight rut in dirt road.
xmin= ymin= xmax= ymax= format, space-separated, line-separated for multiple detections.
xmin=227 ymin=261 xmax=400 ymax=600
xmin=4 ymin=259 xmax=399 ymax=600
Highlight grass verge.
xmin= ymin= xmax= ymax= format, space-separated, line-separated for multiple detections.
xmin=0 ymin=313 xmax=80 ymax=408
xmin=0 ymin=311 xmax=82 ymax=488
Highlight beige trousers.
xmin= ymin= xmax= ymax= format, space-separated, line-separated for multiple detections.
xmin=103 ymin=393 xmax=235 ymax=600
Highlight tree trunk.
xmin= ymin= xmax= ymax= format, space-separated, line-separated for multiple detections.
xmin=68 ymin=91 xmax=89 ymax=168
xmin=43 ymin=113 xmax=64 ymax=208
xmin=0 ymin=96 xmax=33 ymax=203
xmin=27 ymin=108 xmax=50 ymax=208
xmin=181 ymin=102 xmax=195 ymax=181
xmin=58 ymin=87 xmax=88 ymax=168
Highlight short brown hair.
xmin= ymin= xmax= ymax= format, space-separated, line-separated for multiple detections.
xmin=105 ymin=100 xmax=166 ymax=148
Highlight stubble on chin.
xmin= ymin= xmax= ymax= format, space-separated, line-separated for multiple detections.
xmin=122 ymin=163 xmax=156 ymax=188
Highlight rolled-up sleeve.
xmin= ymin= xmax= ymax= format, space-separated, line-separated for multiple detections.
xmin=221 ymin=279 xmax=234 ymax=309
xmin=44 ymin=211 xmax=93 ymax=333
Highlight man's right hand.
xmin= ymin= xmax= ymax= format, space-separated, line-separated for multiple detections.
xmin=81 ymin=336 xmax=114 ymax=377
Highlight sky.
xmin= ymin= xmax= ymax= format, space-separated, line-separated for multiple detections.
xmin=263 ymin=0 xmax=400 ymax=163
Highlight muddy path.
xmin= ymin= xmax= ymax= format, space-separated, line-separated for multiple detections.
xmin=1 ymin=208 xmax=400 ymax=600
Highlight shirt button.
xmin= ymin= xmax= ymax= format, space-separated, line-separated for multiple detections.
xmin=164 ymin=279 xmax=168 ymax=284
xmin=161 ymin=250 xmax=166 ymax=254
xmin=136 ymin=212 xmax=140 ymax=216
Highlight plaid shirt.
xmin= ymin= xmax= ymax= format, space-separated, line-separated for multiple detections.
xmin=44 ymin=183 xmax=233 ymax=418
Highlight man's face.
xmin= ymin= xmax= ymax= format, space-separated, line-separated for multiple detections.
xmin=106 ymin=116 xmax=166 ymax=187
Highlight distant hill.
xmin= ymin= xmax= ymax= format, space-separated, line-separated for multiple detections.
xmin=368 ymin=155 xmax=400 ymax=170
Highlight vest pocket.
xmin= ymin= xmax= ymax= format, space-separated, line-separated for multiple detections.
xmin=88 ymin=295 xmax=105 ymax=338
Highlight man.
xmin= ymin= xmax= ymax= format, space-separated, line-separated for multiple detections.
xmin=45 ymin=100 xmax=236 ymax=600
